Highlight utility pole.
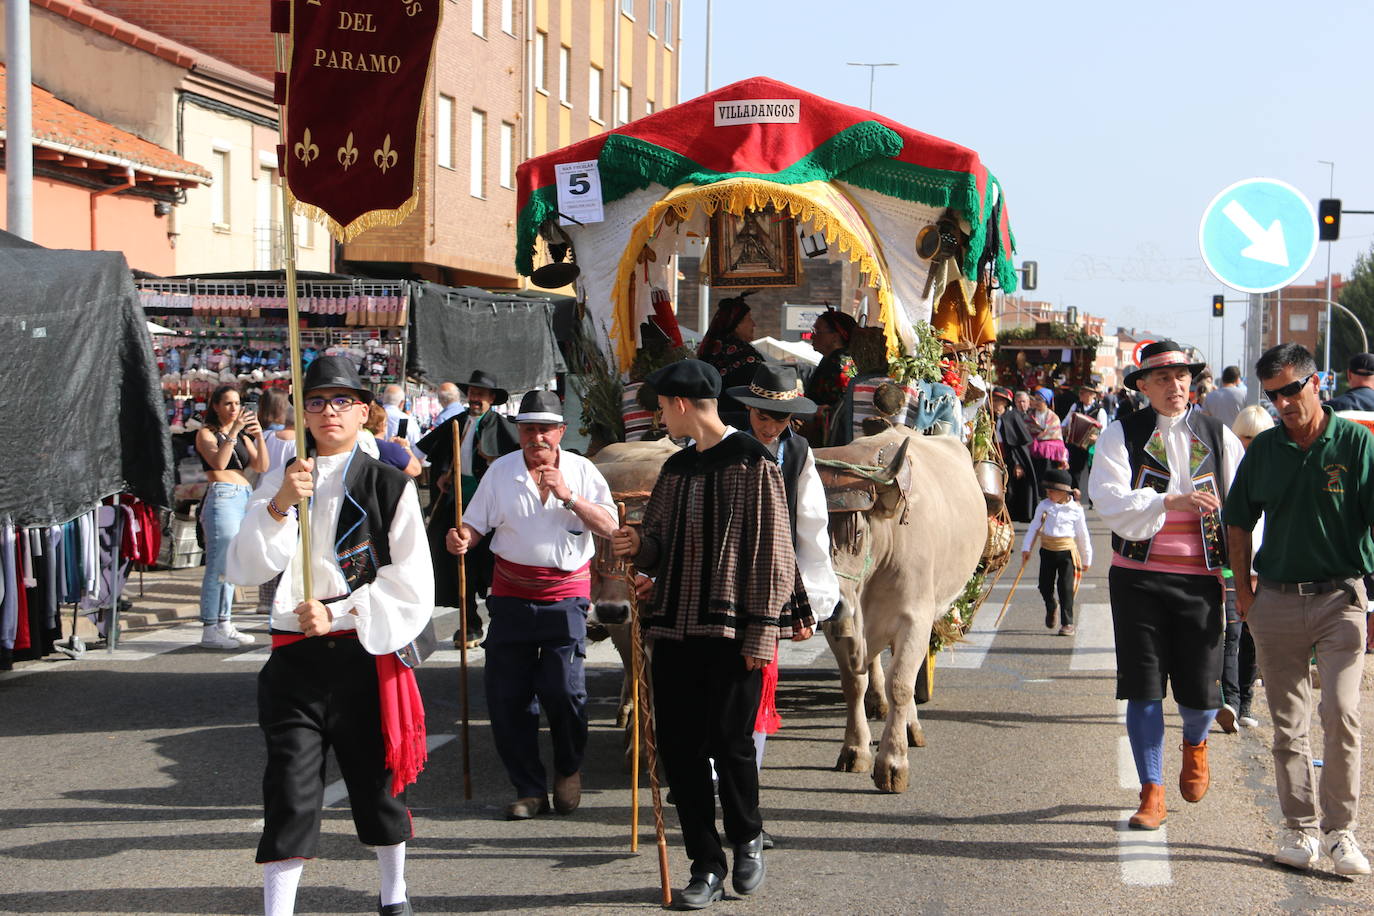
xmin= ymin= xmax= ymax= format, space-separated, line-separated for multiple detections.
xmin=1319 ymin=160 xmax=1335 ymax=373
xmin=6 ymin=0 xmax=34 ymax=239
xmin=704 ymin=0 xmax=712 ymax=92
xmin=846 ymin=62 xmax=898 ymax=110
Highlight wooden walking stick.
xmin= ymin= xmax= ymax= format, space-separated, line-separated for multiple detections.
xmin=452 ymin=421 xmax=473 ymax=800
xmin=620 ymin=505 xmax=672 ymax=906
xmin=618 ymin=503 xmax=641 ymax=853
xmin=995 ymin=511 xmax=1045 ymax=627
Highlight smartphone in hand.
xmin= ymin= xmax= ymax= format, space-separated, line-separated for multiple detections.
xmin=396 ymin=417 xmax=409 ymax=439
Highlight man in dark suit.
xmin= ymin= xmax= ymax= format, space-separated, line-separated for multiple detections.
xmin=417 ymin=370 xmax=518 ymax=647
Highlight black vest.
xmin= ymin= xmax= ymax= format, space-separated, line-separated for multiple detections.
xmin=1110 ymin=406 xmax=1229 ymax=569
xmin=289 ymin=447 xmax=410 ymax=595
xmin=777 ymin=430 xmax=809 ymax=549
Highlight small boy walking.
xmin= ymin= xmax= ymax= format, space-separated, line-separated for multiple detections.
xmin=1022 ymin=468 xmax=1092 ymax=636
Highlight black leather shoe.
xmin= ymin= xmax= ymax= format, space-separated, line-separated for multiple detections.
xmin=378 ymin=896 xmax=413 ymax=915
xmin=732 ymin=834 xmax=766 ymax=895
xmin=676 ymin=873 xmax=724 ymax=910
xmin=760 ymin=828 xmax=775 ymax=850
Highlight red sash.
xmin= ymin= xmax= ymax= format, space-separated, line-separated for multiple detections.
xmin=491 ymin=558 xmax=592 ymax=601
xmin=271 ymin=630 xmax=427 ymax=796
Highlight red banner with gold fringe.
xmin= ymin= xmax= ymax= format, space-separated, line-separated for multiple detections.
xmin=274 ymin=0 xmax=442 ymax=241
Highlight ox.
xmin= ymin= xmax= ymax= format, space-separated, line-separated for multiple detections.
xmin=816 ymin=427 xmax=986 ymax=793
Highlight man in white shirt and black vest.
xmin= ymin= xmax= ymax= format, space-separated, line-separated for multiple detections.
xmin=445 ymin=390 xmax=618 ymax=820
xmin=1088 ymin=340 xmax=1243 ymax=833
xmin=227 ymin=356 xmax=435 ymax=916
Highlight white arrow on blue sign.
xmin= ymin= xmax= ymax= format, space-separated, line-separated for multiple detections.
xmin=1198 ymin=178 xmax=1318 ymax=294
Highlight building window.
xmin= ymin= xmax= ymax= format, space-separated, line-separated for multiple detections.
xmin=621 ymin=0 xmax=634 ymax=16
xmin=471 ymin=0 xmax=484 ymax=36
xmin=254 ymin=165 xmax=277 ymax=267
xmin=617 ymin=83 xmax=631 ymax=126
xmin=664 ymin=1 xmax=674 ymax=46
xmin=211 ymin=150 xmax=230 ymax=227
xmin=470 ymin=109 xmax=486 ymax=198
xmin=499 ymin=121 xmax=515 ymax=189
xmin=437 ymin=94 xmax=455 ymax=169
xmin=648 ymin=0 xmax=657 ymax=35
xmin=559 ymin=46 xmax=571 ymax=104
xmin=297 ymin=214 xmax=314 ymax=249
xmin=1290 ymin=314 xmax=1309 ymax=332
xmin=500 ymin=0 xmax=514 ymax=34
xmin=534 ymin=30 xmax=547 ymax=92
xmin=589 ymin=65 xmax=604 ymax=122
xmin=646 ymin=99 xmax=655 ymax=115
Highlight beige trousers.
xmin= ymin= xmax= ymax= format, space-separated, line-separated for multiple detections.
xmin=1248 ymin=580 xmax=1367 ymax=833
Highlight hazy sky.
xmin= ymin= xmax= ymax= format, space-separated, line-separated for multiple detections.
xmin=676 ymin=1 xmax=1374 ymax=371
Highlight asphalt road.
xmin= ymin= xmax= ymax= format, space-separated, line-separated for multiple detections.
xmin=2 ymin=518 xmax=1373 ymax=915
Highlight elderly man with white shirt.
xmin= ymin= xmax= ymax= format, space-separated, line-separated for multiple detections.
xmin=446 ymin=389 xmax=618 ymax=821
xmin=1088 ymin=340 xmax=1244 ymax=833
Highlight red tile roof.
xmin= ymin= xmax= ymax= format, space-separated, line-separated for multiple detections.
xmin=0 ymin=64 xmax=210 ymax=182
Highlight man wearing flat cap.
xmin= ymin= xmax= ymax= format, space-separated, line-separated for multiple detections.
xmin=613 ymin=359 xmax=813 ymax=909
xmin=1088 ymin=340 xmax=1243 ymax=832
xmin=446 ymin=390 xmax=617 ymax=821
xmin=227 ymin=355 xmax=434 ymax=916
xmin=417 ymin=370 xmax=518 ymax=648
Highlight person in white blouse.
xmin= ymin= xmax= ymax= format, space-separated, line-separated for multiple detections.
xmin=226 ymin=356 xmax=434 ymax=916
xmin=1021 ymin=468 xmax=1092 ymax=636
xmin=446 ymin=390 xmax=618 ymax=821
xmin=1088 ymin=341 xmax=1244 ymax=833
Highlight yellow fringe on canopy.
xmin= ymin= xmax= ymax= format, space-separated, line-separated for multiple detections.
xmin=610 ymin=178 xmax=899 ymax=370
xmin=287 ymin=189 xmax=421 ymax=243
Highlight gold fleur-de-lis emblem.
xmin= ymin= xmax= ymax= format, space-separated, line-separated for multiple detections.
xmin=337 ymin=132 xmax=359 ymax=170
xmin=294 ymin=128 xmax=319 ymax=166
xmin=373 ymin=134 xmax=398 ymax=173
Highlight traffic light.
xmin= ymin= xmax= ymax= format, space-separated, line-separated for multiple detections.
xmin=1212 ymin=294 xmax=1224 ymax=318
xmin=1020 ymin=260 xmax=1038 ymax=291
xmin=1319 ymin=198 xmax=1342 ymax=241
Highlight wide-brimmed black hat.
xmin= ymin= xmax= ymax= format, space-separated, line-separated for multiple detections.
xmin=1042 ymin=468 xmax=1074 ymax=493
xmin=647 ymin=359 xmax=721 ymax=399
xmin=1123 ymin=340 xmax=1207 ymax=391
xmin=726 ymin=365 xmax=817 ymax=415
xmin=457 ymin=369 xmax=509 ymax=406
xmin=301 ymin=355 xmax=374 ymax=402
xmin=515 ymin=389 xmax=564 ymax=424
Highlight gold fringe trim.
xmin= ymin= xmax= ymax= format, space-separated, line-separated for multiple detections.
xmin=287 ymin=188 xmax=420 ymax=243
xmin=610 ymin=178 xmax=897 ymax=370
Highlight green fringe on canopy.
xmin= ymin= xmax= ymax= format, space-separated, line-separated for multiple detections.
xmin=515 ymin=121 xmax=1017 ymax=292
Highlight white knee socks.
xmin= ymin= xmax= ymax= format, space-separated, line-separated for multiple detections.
xmin=263 ymin=858 xmax=305 ymax=916
xmin=376 ymin=841 xmax=408 ymax=907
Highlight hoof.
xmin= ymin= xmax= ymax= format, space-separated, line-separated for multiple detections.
xmin=615 ymin=705 xmax=632 ymax=729
xmin=872 ymin=758 xmax=910 ymax=794
xmin=908 ymin=723 xmax=926 ymax=748
xmin=864 ymin=694 xmax=889 ymax=721
xmin=835 ymin=745 xmax=873 ymax=773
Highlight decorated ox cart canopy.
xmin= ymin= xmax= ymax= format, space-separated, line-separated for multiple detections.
xmin=515 ymin=76 xmax=1017 ymax=369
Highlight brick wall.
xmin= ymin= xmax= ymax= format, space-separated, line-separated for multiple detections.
xmin=87 ymin=0 xmax=274 ymax=78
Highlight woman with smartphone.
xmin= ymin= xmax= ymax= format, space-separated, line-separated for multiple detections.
xmin=195 ymin=383 xmax=269 ymax=649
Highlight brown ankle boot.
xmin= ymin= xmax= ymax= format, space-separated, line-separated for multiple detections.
xmin=1132 ymin=780 xmax=1165 ymax=829
xmin=1129 ymin=782 xmax=1167 ymax=830
xmin=1179 ymin=740 xmax=1209 ymax=802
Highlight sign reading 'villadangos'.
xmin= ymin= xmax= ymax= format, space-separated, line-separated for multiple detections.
xmin=713 ymin=99 xmax=801 ymax=127
xmin=274 ymin=0 xmax=443 ymax=239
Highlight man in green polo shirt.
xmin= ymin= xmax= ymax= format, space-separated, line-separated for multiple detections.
xmin=1225 ymin=343 xmax=1374 ymax=878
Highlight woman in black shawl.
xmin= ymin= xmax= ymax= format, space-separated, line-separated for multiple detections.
xmin=697 ymin=292 xmax=766 ymax=424
xmin=992 ymin=386 xmax=1037 ymax=522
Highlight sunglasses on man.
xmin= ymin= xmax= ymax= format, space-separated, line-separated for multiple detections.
xmin=1262 ymin=373 xmax=1314 ymax=403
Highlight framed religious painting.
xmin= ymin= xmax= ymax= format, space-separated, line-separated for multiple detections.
xmin=708 ymin=206 xmax=800 ymax=288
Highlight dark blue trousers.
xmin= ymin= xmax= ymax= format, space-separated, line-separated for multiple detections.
xmin=483 ymin=594 xmax=589 ymax=799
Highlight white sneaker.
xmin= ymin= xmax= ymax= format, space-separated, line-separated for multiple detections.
xmin=1275 ymin=829 xmax=1320 ymax=870
xmin=1216 ymin=704 xmax=1238 ymax=733
xmin=1239 ymin=713 xmax=1260 ymax=729
xmin=200 ymin=624 xmax=240 ymax=650
xmin=219 ymin=622 xmax=255 ymax=645
xmin=1324 ymin=829 xmax=1372 ymax=876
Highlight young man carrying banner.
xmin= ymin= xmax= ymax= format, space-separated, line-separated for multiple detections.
xmin=228 ymin=356 xmax=434 ymax=916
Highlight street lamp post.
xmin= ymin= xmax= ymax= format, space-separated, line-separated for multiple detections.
xmin=846 ymin=62 xmax=898 ymax=110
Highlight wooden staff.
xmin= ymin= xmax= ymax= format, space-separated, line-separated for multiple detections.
xmin=995 ymin=511 xmax=1046 ymax=627
xmin=620 ymin=503 xmax=671 ymax=906
xmin=619 ymin=503 xmax=641 ymax=853
xmin=453 ymin=421 xmax=472 ymax=800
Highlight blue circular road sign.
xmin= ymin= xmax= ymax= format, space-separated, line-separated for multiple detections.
xmin=1198 ymin=178 xmax=1318 ymax=293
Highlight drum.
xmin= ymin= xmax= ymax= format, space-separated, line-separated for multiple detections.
xmin=1066 ymin=412 xmax=1103 ymax=449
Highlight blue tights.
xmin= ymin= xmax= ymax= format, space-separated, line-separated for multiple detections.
xmin=1125 ymin=700 xmax=1216 ymax=785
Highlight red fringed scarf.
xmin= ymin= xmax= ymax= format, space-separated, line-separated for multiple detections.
xmin=271 ymin=631 xmax=428 ymax=796
xmin=491 ymin=558 xmax=591 ymax=601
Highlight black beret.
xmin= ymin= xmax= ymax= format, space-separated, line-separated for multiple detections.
xmin=646 ymin=359 xmax=722 ymax=399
